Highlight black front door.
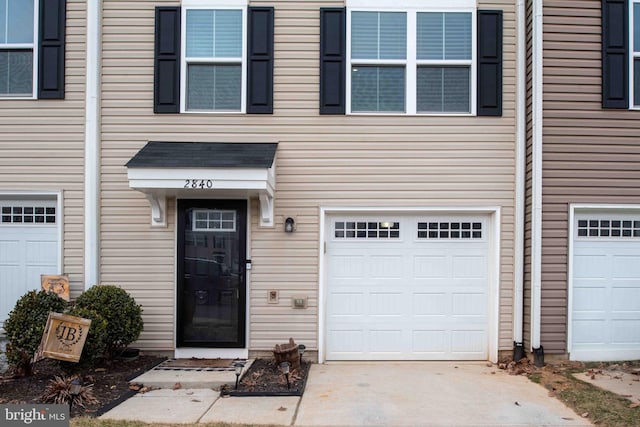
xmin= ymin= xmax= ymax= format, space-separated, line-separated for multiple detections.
xmin=177 ymin=200 xmax=247 ymax=348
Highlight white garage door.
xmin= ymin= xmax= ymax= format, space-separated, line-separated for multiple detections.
xmin=0 ymin=200 xmax=59 ymax=326
xmin=571 ymin=215 xmax=640 ymax=361
xmin=326 ymin=215 xmax=490 ymax=360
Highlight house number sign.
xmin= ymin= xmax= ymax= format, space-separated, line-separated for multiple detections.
xmin=184 ymin=179 xmax=214 ymax=189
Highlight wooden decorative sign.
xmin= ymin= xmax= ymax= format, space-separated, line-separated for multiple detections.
xmin=36 ymin=312 xmax=91 ymax=363
xmin=41 ymin=274 xmax=70 ymax=301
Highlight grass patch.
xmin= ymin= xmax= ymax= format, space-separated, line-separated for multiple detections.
xmin=71 ymin=419 xmax=279 ymax=427
xmin=529 ymin=367 xmax=640 ymax=427
xmin=559 ymin=373 xmax=639 ymax=427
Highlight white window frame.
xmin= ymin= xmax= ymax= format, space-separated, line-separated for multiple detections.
xmin=192 ymin=209 xmax=237 ymax=232
xmin=0 ymin=0 xmax=38 ymax=99
xmin=180 ymin=0 xmax=247 ymax=113
xmin=346 ymin=4 xmax=476 ymax=116
xmin=630 ymin=0 xmax=640 ymax=109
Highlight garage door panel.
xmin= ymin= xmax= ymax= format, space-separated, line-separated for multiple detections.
xmin=611 ymin=287 xmax=640 ymax=311
xmin=574 ymin=254 xmax=608 ymax=279
xmin=327 ymin=292 xmax=365 ymax=316
xmin=573 ymin=286 xmax=607 ymax=311
xmin=412 ymin=330 xmax=447 ymax=353
xmin=413 ymin=256 xmax=448 ymax=277
xmin=452 ymin=256 xmax=487 ymax=278
xmin=369 ymin=292 xmax=404 ymax=316
xmin=412 ymin=293 xmax=448 ymax=315
xmin=612 ymin=255 xmax=640 ymax=277
xmin=0 ymin=240 xmax=20 ymax=263
xmin=572 ymin=320 xmax=606 ymax=344
xmin=610 ymin=321 xmax=640 ymax=343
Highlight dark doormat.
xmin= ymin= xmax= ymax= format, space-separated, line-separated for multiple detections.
xmin=153 ymin=358 xmax=239 ymax=371
xmin=222 ymin=358 xmax=311 ymax=397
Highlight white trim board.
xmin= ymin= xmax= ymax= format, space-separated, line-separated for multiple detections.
xmin=318 ymin=206 xmax=501 ymax=363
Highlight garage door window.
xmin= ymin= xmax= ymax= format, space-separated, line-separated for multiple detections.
xmin=334 ymin=221 xmax=400 ymax=239
xmin=577 ymin=219 xmax=640 ymax=238
xmin=1 ymin=205 xmax=55 ymax=224
xmin=417 ymin=221 xmax=482 ymax=239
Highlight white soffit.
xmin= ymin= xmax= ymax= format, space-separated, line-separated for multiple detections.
xmin=126 ymin=142 xmax=277 ymax=227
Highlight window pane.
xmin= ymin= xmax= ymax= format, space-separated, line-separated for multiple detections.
xmin=0 ymin=0 xmax=6 ymax=44
xmin=417 ymin=66 xmax=470 ymax=113
xmin=186 ymin=9 xmax=242 ymax=58
xmin=186 ymin=10 xmax=214 ymax=57
xmin=417 ymin=12 xmax=471 ymax=60
xmin=187 ymin=64 xmax=241 ymax=111
xmin=351 ymin=66 xmax=405 ymax=112
xmin=417 ymin=12 xmax=442 ymax=60
xmin=444 ymin=13 xmax=471 ymax=60
xmin=635 ymin=59 xmax=640 ymax=106
xmin=0 ymin=50 xmax=32 ymax=95
xmin=352 ymin=11 xmax=406 ymax=60
xmin=8 ymin=0 xmax=34 ymax=44
xmin=635 ymin=3 xmax=640 ymax=52
xmin=215 ymin=10 xmax=242 ymax=57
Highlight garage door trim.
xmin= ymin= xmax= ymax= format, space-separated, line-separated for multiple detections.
xmin=318 ymin=206 xmax=501 ymax=363
xmin=568 ymin=204 xmax=640 ymax=361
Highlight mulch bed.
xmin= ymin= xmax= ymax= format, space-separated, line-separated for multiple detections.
xmin=0 ymin=354 xmax=165 ymax=418
xmin=224 ymin=358 xmax=311 ymax=396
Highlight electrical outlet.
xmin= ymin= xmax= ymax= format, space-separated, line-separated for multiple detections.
xmin=268 ymin=290 xmax=279 ymax=304
xmin=292 ymin=296 xmax=307 ymax=309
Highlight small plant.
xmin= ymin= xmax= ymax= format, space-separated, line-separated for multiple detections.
xmin=59 ymin=307 xmax=108 ymax=371
xmin=40 ymin=375 xmax=98 ymax=408
xmin=4 ymin=290 xmax=67 ymax=375
xmin=75 ymin=285 xmax=143 ymax=359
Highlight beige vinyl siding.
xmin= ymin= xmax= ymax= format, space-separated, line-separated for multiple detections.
xmin=0 ymin=0 xmax=86 ymax=295
xmin=100 ymin=0 xmax=518 ymax=353
xmin=540 ymin=0 xmax=640 ymax=353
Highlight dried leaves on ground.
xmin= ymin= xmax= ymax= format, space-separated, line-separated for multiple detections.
xmin=0 ymin=355 xmax=165 ymax=418
xmin=506 ymin=358 xmax=640 ymax=427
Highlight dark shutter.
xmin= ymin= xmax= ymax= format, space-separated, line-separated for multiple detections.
xmin=477 ymin=10 xmax=503 ymax=116
xmin=154 ymin=7 xmax=181 ymax=114
xmin=38 ymin=0 xmax=66 ymax=99
xmin=602 ymin=0 xmax=629 ymax=109
xmin=319 ymin=8 xmax=346 ymax=115
xmin=247 ymin=7 xmax=274 ymax=114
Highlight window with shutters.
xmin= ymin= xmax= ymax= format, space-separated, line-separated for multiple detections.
xmin=347 ymin=6 xmax=475 ymax=115
xmin=0 ymin=0 xmax=36 ymax=98
xmin=181 ymin=2 xmax=246 ymax=112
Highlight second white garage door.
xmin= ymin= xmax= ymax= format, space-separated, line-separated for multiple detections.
xmin=325 ymin=215 xmax=490 ymax=360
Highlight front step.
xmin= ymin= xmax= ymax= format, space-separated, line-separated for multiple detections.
xmin=131 ymin=359 xmax=254 ymax=390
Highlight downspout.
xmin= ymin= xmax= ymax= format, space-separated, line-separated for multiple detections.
xmin=84 ymin=0 xmax=101 ymax=289
xmin=531 ymin=0 xmax=544 ymax=366
xmin=513 ymin=0 xmax=526 ymax=362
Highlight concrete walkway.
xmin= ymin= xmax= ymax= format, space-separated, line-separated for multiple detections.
xmin=100 ymin=362 xmax=590 ymax=426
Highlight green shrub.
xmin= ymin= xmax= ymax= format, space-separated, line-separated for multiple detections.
xmin=75 ymin=285 xmax=143 ymax=359
xmin=4 ymin=290 xmax=67 ymax=374
xmin=59 ymin=307 xmax=108 ymax=370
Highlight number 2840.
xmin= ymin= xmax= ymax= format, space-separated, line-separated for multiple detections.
xmin=184 ymin=179 xmax=213 ymax=189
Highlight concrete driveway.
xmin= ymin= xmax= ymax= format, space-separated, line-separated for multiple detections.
xmin=295 ymin=362 xmax=590 ymax=427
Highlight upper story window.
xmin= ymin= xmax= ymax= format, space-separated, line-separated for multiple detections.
xmin=181 ymin=2 xmax=246 ymax=112
xmin=347 ymin=7 xmax=475 ymax=115
xmin=0 ymin=0 xmax=36 ymax=98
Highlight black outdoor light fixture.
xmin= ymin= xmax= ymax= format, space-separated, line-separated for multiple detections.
xmin=279 ymin=361 xmax=291 ymax=389
xmin=298 ymin=344 xmax=306 ymax=365
xmin=69 ymin=377 xmax=82 ymax=411
xmin=233 ymin=361 xmax=246 ymax=390
xmin=284 ymin=217 xmax=295 ymax=233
